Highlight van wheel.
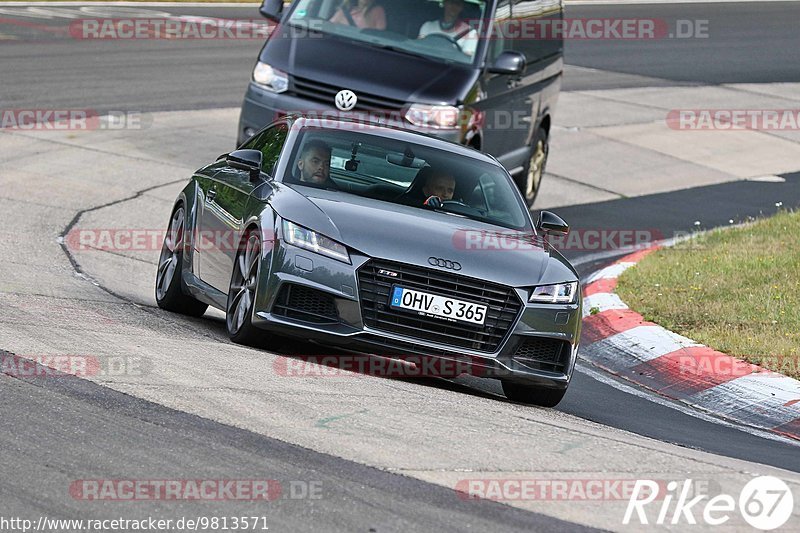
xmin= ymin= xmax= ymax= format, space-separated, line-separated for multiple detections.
xmin=501 ymin=380 xmax=566 ymax=407
xmin=518 ymin=128 xmax=549 ymax=209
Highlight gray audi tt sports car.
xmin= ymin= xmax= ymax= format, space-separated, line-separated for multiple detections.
xmin=156 ymin=115 xmax=581 ymax=406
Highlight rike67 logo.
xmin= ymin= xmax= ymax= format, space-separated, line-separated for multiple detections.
xmin=624 ymin=476 xmax=794 ymax=529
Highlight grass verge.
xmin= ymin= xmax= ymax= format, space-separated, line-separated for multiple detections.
xmin=616 ymin=210 xmax=799 ymax=379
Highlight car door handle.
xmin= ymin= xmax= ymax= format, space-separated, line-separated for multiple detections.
xmin=207 ymin=188 xmax=217 ymax=201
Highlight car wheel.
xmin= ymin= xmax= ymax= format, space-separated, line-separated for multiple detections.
xmin=155 ymin=206 xmax=208 ymax=317
xmin=501 ymin=380 xmax=566 ymax=407
xmin=226 ymin=229 xmax=266 ymax=346
xmin=518 ymin=128 xmax=549 ymax=209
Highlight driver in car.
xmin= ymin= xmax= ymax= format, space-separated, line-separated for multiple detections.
xmin=295 ymin=140 xmax=336 ymax=188
xmin=422 ymin=171 xmax=456 ymax=202
xmin=402 ymin=167 xmax=457 ymax=206
xmin=417 ymin=0 xmax=478 ymax=57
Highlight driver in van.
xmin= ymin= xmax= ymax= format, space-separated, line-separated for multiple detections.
xmin=330 ymin=0 xmax=387 ymax=30
xmin=418 ymin=0 xmax=478 ymax=57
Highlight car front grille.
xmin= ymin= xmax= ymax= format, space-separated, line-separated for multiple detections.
xmin=289 ymin=76 xmax=407 ymax=113
xmin=512 ymin=337 xmax=570 ymax=374
xmin=357 ymin=260 xmax=523 ymax=353
xmin=272 ymin=284 xmax=340 ymax=324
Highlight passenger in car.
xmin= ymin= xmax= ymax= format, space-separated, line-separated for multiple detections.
xmin=330 ymin=0 xmax=387 ymax=30
xmin=418 ymin=0 xmax=478 ymax=56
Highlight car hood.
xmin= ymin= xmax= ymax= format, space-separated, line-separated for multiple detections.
xmin=261 ymin=30 xmax=477 ymax=104
xmin=270 ymin=185 xmax=576 ymax=288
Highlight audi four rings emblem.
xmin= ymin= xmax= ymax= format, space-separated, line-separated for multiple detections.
xmin=428 ymin=257 xmax=462 ymax=271
xmin=335 ymin=90 xmax=357 ymax=111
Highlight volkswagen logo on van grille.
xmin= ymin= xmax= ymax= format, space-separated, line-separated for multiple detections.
xmin=428 ymin=257 xmax=462 ymax=271
xmin=335 ymin=90 xmax=357 ymax=111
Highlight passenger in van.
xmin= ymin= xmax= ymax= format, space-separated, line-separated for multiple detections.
xmin=330 ymin=0 xmax=387 ymax=30
xmin=418 ymin=0 xmax=478 ymax=56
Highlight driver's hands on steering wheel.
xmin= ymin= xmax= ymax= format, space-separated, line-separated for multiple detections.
xmin=420 ymin=33 xmax=463 ymax=52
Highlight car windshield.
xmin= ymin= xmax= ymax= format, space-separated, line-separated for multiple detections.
xmin=282 ymin=125 xmax=531 ymax=231
xmin=286 ymin=0 xmax=488 ymax=67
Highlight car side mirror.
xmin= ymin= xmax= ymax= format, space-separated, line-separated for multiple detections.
xmin=488 ymin=51 xmax=526 ymax=76
xmin=259 ymin=0 xmax=284 ymax=21
xmin=227 ymin=149 xmax=263 ymax=182
xmin=536 ymin=210 xmax=569 ymax=235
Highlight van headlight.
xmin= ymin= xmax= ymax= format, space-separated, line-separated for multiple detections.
xmin=253 ymin=61 xmax=289 ymax=93
xmin=282 ymin=220 xmax=350 ymax=264
xmin=405 ymin=104 xmax=461 ymax=129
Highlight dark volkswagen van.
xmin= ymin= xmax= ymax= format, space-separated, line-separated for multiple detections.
xmin=239 ymin=0 xmax=564 ymax=206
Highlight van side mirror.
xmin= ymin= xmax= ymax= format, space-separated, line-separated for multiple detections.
xmin=227 ymin=149 xmax=263 ymax=182
xmin=488 ymin=51 xmax=526 ymax=76
xmin=259 ymin=0 xmax=284 ymax=21
xmin=536 ymin=211 xmax=569 ymax=235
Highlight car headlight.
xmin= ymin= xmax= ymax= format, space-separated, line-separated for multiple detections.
xmin=405 ymin=104 xmax=461 ymax=129
xmin=529 ymin=281 xmax=578 ymax=304
xmin=252 ymin=61 xmax=288 ymax=93
xmin=282 ymin=220 xmax=350 ymax=264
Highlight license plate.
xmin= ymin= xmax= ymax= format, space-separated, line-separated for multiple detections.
xmin=390 ymin=286 xmax=487 ymax=325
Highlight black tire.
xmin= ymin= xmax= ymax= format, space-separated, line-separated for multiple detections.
xmin=155 ymin=205 xmax=208 ymax=317
xmin=502 ymin=380 xmax=566 ymax=408
xmin=517 ymin=128 xmax=549 ymax=209
xmin=226 ymin=229 xmax=267 ymax=347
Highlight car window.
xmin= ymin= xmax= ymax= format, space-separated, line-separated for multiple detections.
xmin=284 ymin=127 xmax=532 ymax=231
xmin=286 ymin=0 xmax=489 ymax=67
xmin=488 ymin=0 xmax=511 ymax=62
xmin=511 ymin=0 xmax=563 ymax=64
xmin=242 ymin=123 xmax=288 ymax=175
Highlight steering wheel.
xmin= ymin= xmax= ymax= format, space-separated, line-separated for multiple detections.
xmin=421 ymin=33 xmax=463 ymax=52
xmin=442 ymin=199 xmax=470 ymax=209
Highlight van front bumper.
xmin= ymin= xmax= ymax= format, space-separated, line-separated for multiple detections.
xmin=237 ymin=82 xmax=462 ymax=146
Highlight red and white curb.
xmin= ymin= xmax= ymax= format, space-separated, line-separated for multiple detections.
xmin=580 ymin=246 xmax=800 ymax=441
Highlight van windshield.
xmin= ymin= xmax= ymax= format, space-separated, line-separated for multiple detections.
xmin=286 ymin=0 xmax=488 ymax=67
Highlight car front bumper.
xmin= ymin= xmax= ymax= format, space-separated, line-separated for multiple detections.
xmin=251 ymin=240 xmax=581 ymax=390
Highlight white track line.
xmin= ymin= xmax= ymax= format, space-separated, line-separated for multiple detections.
xmin=576 ymin=362 xmax=800 ymax=447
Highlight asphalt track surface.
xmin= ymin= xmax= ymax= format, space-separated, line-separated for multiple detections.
xmin=2 ymin=1 xmax=800 ymax=530
xmin=2 ymin=2 xmax=800 ymax=112
xmin=0 ymin=360 xmax=590 ymax=533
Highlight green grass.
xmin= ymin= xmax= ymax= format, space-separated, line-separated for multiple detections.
xmin=616 ymin=210 xmax=800 ymax=378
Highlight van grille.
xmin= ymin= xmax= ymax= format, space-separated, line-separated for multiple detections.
xmin=290 ymin=76 xmax=407 ymax=113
